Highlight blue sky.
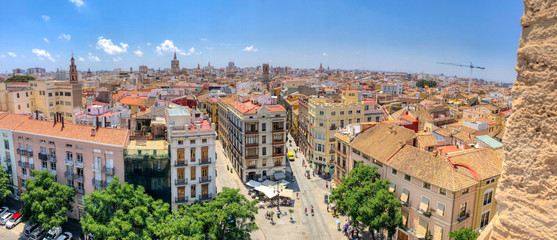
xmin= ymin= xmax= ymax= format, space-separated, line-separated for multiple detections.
xmin=0 ymin=0 xmax=523 ymax=82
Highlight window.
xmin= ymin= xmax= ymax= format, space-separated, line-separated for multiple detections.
xmin=262 ymin=136 xmax=266 ymax=144
xmin=388 ymin=182 xmax=396 ymax=192
xmin=423 ymin=182 xmax=431 ymax=190
xmin=202 ymin=139 xmax=207 ymax=143
xmin=177 ymin=149 xmax=185 ymax=161
xmin=439 ymin=188 xmax=447 ymax=196
xmin=190 ymin=166 xmax=196 ymax=179
xmin=404 ymin=174 xmax=411 ymax=181
xmin=319 ymin=111 xmax=324 ymax=115
xmin=480 ymin=211 xmax=491 ymax=228
xmin=262 ymin=123 xmax=266 ymax=131
xmin=319 ymin=120 xmax=323 ymax=127
xmin=419 ymin=196 xmax=430 ymax=212
xmin=190 ymin=140 xmax=195 ymax=144
xmin=262 ymin=158 xmax=267 ymax=166
xmin=356 ymin=110 xmax=361 ymax=114
xmin=391 ymin=168 xmax=397 ymax=175
xmin=4 ymin=140 xmax=9 ymax=150
xmin=105 ymin=150 xmax=113 ymax=155
xmin=191 ymin=184 xmax=196 ymax=198
xmin=190 ymin=148 xmax=196 ymax=161
xmin=462 ymin=188 xmax=469 ymax=195
xmin=331 ymin=111 xmax=336 ymax=116
xmin=55 ymin=92 xmax=59 ymax=96
xmin=400 ymin=188 xmax=410 ymax=203
xmin=348 ymin=110 xmax=352 ymax=114
xmin=16 ymin=93 xmax=19 ymax=98
xmin=459 ymin=202 xmax=468 ymax=218
xmin=483 ymin=190 xmax=493 ymax=206
xmin=178 ymin=140 xmax=183 ymax=145
xmin=65 ymin=92 xmax=71 ymax=96
xmin=437 ymin=202 xmax=446 ymax=216
xmin=262 ymin=147 xmax=266 ymax=156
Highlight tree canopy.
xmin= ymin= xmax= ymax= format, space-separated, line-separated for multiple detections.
xmin=6 ymin=75 xmax=35 ymax=82
xmin=0 ymin=165 xmax=11 ymax=203
xmin=417 ymin=80 xmax=438 ymax=88
xmin=21 ymin=170 xmax=75 ymax=231
xmin=448 ymin=228 xmax=479 ymax=240
xmin=155 ymin=187 xmax=259 ymax=240
xmin=80 ymin=177 xmax=170 ymax=240
xmin=330 ymin=163 xmax=402 ymax=239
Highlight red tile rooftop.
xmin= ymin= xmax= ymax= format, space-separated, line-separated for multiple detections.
xmin=0 ymin=113 xmax=129 ymax=147
xmin=188 ymin=120 xmax=213 ymax=132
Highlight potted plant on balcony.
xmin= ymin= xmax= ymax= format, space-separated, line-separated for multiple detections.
xmin=425 ymin=230 xmax=432 ymax=240
xmin=425 ymin=209 xmax=432 ymax=217
xmin=289 ymin=209 xmax=294 ymax=223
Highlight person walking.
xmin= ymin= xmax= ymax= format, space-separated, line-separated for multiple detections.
xmin=327 ymin=205 xmax=330 ymax=212
xmin=326 ymin=181 xmax=328 ymax=188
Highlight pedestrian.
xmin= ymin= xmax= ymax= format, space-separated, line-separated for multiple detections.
xmin=351 ymin=229 xmax=354 ymax=238
xmin=326 ymin=182 xmax=328 ymax=188
xmin=327 ymin=205 xmax=329 ymax=212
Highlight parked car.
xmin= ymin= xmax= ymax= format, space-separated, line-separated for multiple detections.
xmin=43 ymin=226 xmax=62 ymax=240
xmin=0 ymin=211 xmax=14 ymax=225
xmin=56 ymin=232 xmax=73 ymax=240
xmin=29 ymin=226 xmax=47 ymax=240
xmin=0 ymin=207 xmax=9 ymax=216
xmin=6 ymin=212 xmax=22 ymax=229
xmin=24 ymin=222 xmax=39 ymax=236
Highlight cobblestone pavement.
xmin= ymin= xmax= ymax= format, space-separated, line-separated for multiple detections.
xmin=215 ymin=135 xmax=348 ymax=240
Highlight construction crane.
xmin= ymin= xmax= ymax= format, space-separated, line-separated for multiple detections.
xmin=437 ymin=62 xmax=485 ymax=95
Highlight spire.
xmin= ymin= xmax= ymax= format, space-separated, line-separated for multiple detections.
xmin=174 ymin=51 xmax=177 ymax=60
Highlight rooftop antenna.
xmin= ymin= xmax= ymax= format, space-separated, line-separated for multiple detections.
xmin=437 ymin=62 xmax=485 ymax=95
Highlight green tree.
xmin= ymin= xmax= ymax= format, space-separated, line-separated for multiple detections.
xmin=158 ymin=187 xmax=258 ymax=240
xmin=80 ymin=177 xmax=170 ymax=240
xmin=417 ymin=80 xmax=438 ymax=88
xmin=330 ymin=164 xmax=402 ymax=240
xmin=0 ymin=165 xmax=12 ymax=203
xmin=21 ymin=170 xmax=75 ymax=231
xmin=6 ymin=75 xmax=35 ymax=82
xmin=448 ymin=228 xmax=479 ymax=240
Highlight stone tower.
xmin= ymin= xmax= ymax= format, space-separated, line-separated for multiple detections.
xmin=69 ymin=55 xmax=78 ymax=84
xmin=171 ymin=51 xmax=180 ymax=74
xmin=262 ymin=63 xmax=270 ymax=91
xmin=479 ymin=1 xmax=557 ymax=239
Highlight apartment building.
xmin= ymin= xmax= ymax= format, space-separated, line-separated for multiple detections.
xmin=306 ymin=90 xmax=365 ymax=176
xmin=0 ymin=57 xmax=83 ymax=122
xmin=166 ymin=107 xmax=217 ymax=210
xmin=344 ymin=123 xmax=502 ymax=240
xmin=0 ymin=112 xmax=129 ymax=219
xmin=224 ymin=95 xmax=287 ymax=182
xmin=0 ymin=113 xmax=24 ymax=191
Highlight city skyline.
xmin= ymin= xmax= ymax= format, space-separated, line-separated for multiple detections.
xmin=0 ymin=0 xmax=522 ymax=82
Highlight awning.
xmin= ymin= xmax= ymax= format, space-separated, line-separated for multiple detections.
xmin=401 ymin=209 xmax=409 ymax=227
xmin=388 ymin=182 xmax=396 ymax=193
xmin=433 ymin=225 xmax=443 ymax=240
xmin=262 ymin=180 xmax=275 ymax=187
xmin=417 ymin=218 xmax=429 ymax=238
xmin=419 ymin=198 xmax=430 ymax=212
xmin=254 ymin=186 xmax=279 ymax=198
xmin=274 ymin=172 xmax=286 ymax=180
xmin=437 ymin=203 xmax=445 ymax=216
xmin=280 ymin=189 xmax=295 ymax=199
xmin=246 ymin=180 xmax=262 ymax=188
xmin=400 ymin=189 xmax=409 ymax=203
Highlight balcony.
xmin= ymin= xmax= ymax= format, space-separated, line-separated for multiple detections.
xmin=272 ymin=128 xmax=285 ymax=132
xmin=329 ymin=149 xmax=335 ymax=154
xmin=174 ymin=160 xmax=188 ymax=167
xmin=48 ymin=169 xmax=56 ymax=176
xmin=92 ymin=179 xmax=104 ymax=188
xmin=272 ymin=139 xmax=285 ymax=144
xmin=38 ymin=153 xmax=48 ymax=161
xmin=420 ymin=209 xmax=432 ymax=218
xmin=4 ymin=157 xmax=10 ymax=163
xmin=64 ymin=171 xmax=74 ymax=180
xmin=92 ymin=164 xmax=102 ymax=172
xmin=103 ymin=166 xmax=114 ymax=175
xmin=245 ymin=128 xmax=259 ymax=134
xmin=199 ymin=193 xmax=213 ymax=201
xmin=74 ymin=187 xmax=85 ymax=195
xmin=329 ymin=137 xmax=336 ymax=142
xmin=25 ymin=150 xmax=33 ymax=157
xmin=175 ymin=178 xmax=188 ymax=186
xmin=16 ymin=149 xmax=25 ymax=155
xmin=335 ymin=148 xmax=347 ymax=158
xmin=18 ymin=161 xmax=33 ymax=169
xmin=199 ymin=176 xmax=211 ymax=183
xmin=74 ymin=174 xmax=84 ymax=183
xmin=245 ymin=142 xmax=259 ymax=147
xmin=458 ymin=212 xmax=470 ymax=222
xmin=245 ymin=155 xmax=258 ymax=159
xmin=247 ymin=165 xmax=256 ymax=169
xmin=272 ymin=152 xmax=285 ymax=157
xmin=330 ymin=125 xmax=337 ymax=130
xmin=47 ymin=154 xmax=56 ymax=163
xmin=199 ymin=158 xmax=212 ymax=165
xmin=64 ymin=158 xmax=73 ymax=166
xmin=175 ymin=196 xmax=188 ymax=203
xmin=75 ymin=160 xmax=84 ymax=168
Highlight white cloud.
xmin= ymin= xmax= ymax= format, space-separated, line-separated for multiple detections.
xmin=43 ymin=37 xmax=49 ymax=43
xmin=96 ymin=36 xmax=128 ymax=55
xmin=322 ymin=53 xmax=328 ymax=56
xmin=8 ymin=52 xmax=16 ymax=58
xmin=42 ymin=15 xmax=50 ymax=22
xmin=112 ymin=56 xmax=122 ymax=62
xmin=69 ymin=0 xmax=85 ymax=7
xmin=58 ymin=34 xmax=71 ymax=40
xmin=156 ymin=40 xmax=184 ymax=55
xmin=147 ymin=42 xmax=151 ymax=46
xmin=87 ymin=52 xmax=100 ymax=62
xmin=242 ymin=45 xmax=258 ymax=52
xmin=134 ymin=50 xmax=143 ymax=57
xmin=32 ymin=49 xmax=55 ymax=61
xmin=78 ymin=57 xmax=85 ymax=61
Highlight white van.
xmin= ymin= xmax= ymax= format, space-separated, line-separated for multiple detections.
xmin=43 ymin=226 xmax=62 ymax=240
xmin=29 ymin=226 xmax=47 ymax=240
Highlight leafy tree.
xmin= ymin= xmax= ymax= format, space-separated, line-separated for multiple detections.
xmin=0 ymin=165 xmax=11 ymax=203
xmin=157 ymin=187 xmax=259 ymax=240
xmin=6 ymin=75 xmax=35 ymax=82
xmin=21 ymin=170 xmax=75 ymax=231
xmin=417 ymin=80 xmax=438 ymax=88
xmin=80 ymin=177 xmax=170 ymax=240
xmin=330 ymin=164 xmax=402 ymax=240
xmin=448 ymin=228 xmax=479 ymax=240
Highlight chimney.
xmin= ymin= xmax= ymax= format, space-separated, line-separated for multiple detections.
xmin=96 ymin=116 xmax=99 ymax=130
xmin=91 ymin=128 xmax=96 ymax=136
xmin=61 ymin=114 xmax=64 ymax=129
xmin=35 ymin=110 xmax=39 ymax=120
xmin=53 ymin=112 xmax=57 ymax=126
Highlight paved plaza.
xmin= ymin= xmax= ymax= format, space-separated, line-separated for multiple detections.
xmin=215 ymin=134 xmax=355 ymax=240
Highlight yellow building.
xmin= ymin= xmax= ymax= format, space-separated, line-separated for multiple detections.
xmin=206 ymin=97 xmax=219 ymax=133
xmin=307 ymin=90 xmax=364 ymax=176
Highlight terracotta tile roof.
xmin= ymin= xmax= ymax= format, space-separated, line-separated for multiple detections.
xmin=230 ymin=101 xmax=259 ymax=114
xmin=266 ymin=105 xmax=286 ymax=112
xmin=387 ymin=145 xmax=478 ymax=191
xmin=119 ymin=96 xmax=146 ymax=106
xmin=350 ymin=123 xmax=416 ymax=162
xmin=434 ymin=128 xmax=452 ymax=137
xmin=417 ymin=133 xmax=437 ymax=147
xmin=0 ymin=113 xmax=129 ymax=147
xmin=447 ymin=148 xmax=503 ymax=180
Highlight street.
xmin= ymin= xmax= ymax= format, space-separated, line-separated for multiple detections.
xmin=215 ymin=133 xmax=347 ymax=240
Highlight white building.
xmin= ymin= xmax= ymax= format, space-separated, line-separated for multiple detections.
xmin=0 ymin=114 xmax=19 ymax=192
xmin=166 ymin=107 xmax=217 ymax=210
xmin=381 ymin=83 xmax=403 ymax=95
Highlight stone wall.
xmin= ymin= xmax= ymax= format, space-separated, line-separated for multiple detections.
xmin=480 ymin=1 xmax=557 ymax=239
